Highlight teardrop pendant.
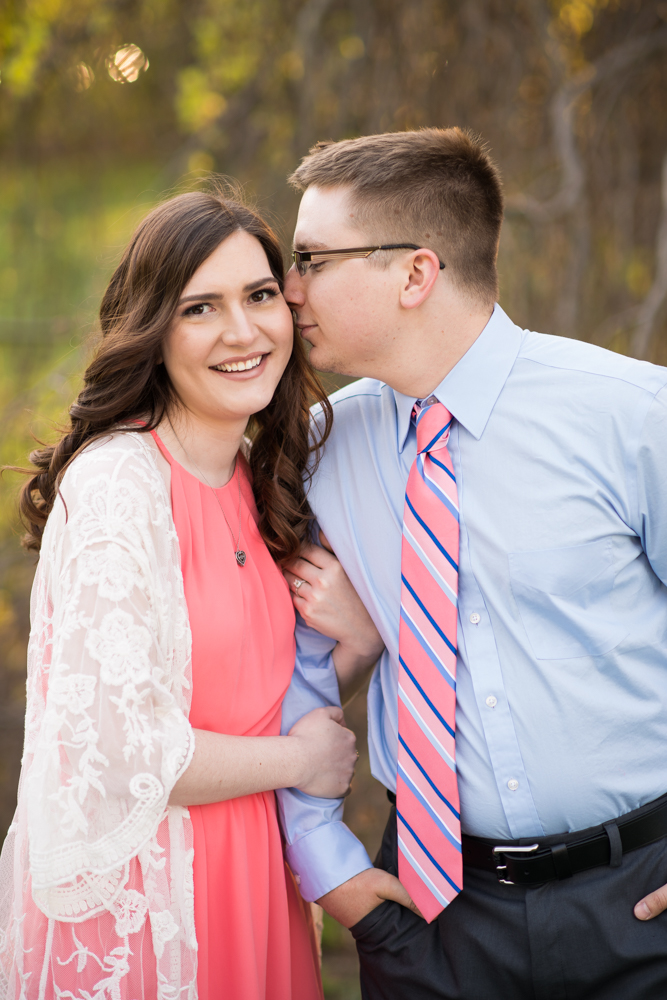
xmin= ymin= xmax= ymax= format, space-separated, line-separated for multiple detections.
xmin=235 ymin=550 xmax=247 ymax=567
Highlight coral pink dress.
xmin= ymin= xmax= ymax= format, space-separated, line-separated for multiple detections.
xmin=153 ymin=432 xmax=323 ymax=1000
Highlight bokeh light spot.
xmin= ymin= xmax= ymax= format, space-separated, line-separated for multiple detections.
xmin=73 ymin=63 xmax=95 ymax=91
xmin=339 ymin=36 xmax=365 ymax=61
xmin=279 ymin=51 xmax=304 ymax=80
xmin=106 ymin=44 xmax=149 ymax=84
xmin=557 ymin=0 xmax=600 ymax=37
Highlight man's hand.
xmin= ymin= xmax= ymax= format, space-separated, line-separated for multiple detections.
xmin=635 ymin=881 xmax=667 ymax=920
xmin=316 ymin=867 xmax=423 ymax=928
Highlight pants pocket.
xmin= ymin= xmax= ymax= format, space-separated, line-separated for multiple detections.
xmin=350 ymin=899 xmax=395 ymax=943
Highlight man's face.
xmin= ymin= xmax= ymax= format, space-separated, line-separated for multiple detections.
xmin=284 ymin=185 xmax=404 ymax=377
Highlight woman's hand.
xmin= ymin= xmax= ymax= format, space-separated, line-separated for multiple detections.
xmin=169 ymin=705 xmax=356 ymax=807
xmin=288 ymin=706 xmax=358 ymax=798
xmin=284 ymin=533 xmax=385 ymax=703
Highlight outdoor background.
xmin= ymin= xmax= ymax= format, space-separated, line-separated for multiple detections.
xmin=1 ymin=1 xmax=667 ymax=995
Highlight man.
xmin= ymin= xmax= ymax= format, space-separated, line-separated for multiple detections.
xmin=276 ymin=128 xmax=667 ymax=999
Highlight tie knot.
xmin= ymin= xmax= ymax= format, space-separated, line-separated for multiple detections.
xmin=414 ymin=401 xmax=453 ymax=454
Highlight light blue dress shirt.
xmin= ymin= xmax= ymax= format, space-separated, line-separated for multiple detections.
xmin=276 ymin=305 xmax=667 ymax=902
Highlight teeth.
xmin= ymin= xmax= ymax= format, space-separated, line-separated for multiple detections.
xmin=213 ymin=355 xmax=263 ymax=373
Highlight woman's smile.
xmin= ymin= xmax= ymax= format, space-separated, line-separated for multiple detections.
xmin=209 ymin=351 xmax=269 ymax=378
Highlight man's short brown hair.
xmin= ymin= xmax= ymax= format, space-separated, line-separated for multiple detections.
xmin=289 ymin=127 xmax=504 ymax=305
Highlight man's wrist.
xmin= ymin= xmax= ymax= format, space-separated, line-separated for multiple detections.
xmin=333 ymin=642 xmax=383 ymax=680
xmin=335 ymin=636 xmax=384 ymax=663
xmin=284 ymin=821 xmax=373 ymax=901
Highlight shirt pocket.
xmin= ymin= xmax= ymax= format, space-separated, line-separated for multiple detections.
xmin=508 ymin=539 xmax=628 ymax=660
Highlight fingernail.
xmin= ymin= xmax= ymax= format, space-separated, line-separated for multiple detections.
xmin=635 ymin=902 xmax=651 ymax=920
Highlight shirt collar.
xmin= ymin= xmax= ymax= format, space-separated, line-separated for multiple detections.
xmin=393 ymin=304 xmax=522 ymax=453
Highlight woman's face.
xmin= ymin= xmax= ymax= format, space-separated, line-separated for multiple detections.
xmin=161 ymin=230 xmax=294 ymax=429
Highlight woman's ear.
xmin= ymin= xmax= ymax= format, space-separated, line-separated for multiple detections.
xmin=398 ymin=249 xmax=441 ymax=311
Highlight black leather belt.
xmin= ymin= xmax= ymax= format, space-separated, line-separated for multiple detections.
xmin=387 ymin=789 xmax=667 ymax=886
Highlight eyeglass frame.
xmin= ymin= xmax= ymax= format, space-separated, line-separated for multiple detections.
xmin=292 ymin=243 xmax=446 ymax=277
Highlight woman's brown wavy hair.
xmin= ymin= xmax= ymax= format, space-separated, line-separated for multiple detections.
xmin=16 ymin=187 xmax=332 ymax=563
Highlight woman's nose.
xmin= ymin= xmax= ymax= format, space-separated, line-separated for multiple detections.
xmin=220 ymin=308 xmax=255 ymax=343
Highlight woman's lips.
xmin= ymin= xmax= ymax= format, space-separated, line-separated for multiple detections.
xmin=209 ymin=353 xmax=268 ymax=379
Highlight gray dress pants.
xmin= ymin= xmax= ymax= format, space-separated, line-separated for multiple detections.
xmin=350 ymin=805 xmax=667 ymax=1000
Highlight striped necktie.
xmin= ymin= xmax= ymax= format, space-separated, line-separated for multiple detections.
xmin=396 ymin=399 xmax=462 ymax=923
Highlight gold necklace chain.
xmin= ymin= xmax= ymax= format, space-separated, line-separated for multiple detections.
xmin=168 ymin=421 xmax=246 ymax=567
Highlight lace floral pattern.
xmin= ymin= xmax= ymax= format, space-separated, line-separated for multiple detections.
xmin=0 ymin=432 xmax=198 ymax=998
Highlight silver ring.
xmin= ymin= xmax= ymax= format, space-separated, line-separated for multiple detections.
xmin=293 ymin=578 xmax=306 ymax=592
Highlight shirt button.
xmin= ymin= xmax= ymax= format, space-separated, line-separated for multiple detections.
xmin=469 ymin=612 xmax=481 ymax=625
xmin=294 ymin=874 xmax=301 ymax=885
xmin=424 ymin=395 xmax=438 ymax=406
xmin=507 ymin=779 xmax=519 ymax=791
xmin=485 ymin=695 xmax=497 ymax=708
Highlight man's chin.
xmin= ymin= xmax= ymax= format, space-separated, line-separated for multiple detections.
xmin=308 ymin=348 xmax=353 ymax=378
xmin=308 ymin=347 xmax=345 ymax=375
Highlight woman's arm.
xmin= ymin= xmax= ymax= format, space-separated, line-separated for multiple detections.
xmin=169 ymin=706 xmax=357 ymax=806
xmin=284 ymin=534 xmax=385 ymax=705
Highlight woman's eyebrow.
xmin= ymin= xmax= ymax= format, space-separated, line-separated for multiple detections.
xmin=178 ymin=291 xmax=223 ymax=304
xmin=243 ymin=276 xmax=279 ymax=292
xmin=178 ymin=276 xmax=278 ymax=305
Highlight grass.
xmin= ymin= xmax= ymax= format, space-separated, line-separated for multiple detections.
xmin=321 ymin=913 xmax=362 ymax=1000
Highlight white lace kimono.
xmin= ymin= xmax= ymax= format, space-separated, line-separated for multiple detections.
xmin=0 ymin=432 xmax=198 ymax=998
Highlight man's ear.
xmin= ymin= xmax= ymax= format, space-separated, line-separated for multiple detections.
xmin=398 ymin=249 xmax=441 ymax=311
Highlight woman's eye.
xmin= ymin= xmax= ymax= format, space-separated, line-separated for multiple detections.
xmin=249 ymin=288 xmax=278 ymax=303
xmin=184 ymin=303 xmax=214 ymax=316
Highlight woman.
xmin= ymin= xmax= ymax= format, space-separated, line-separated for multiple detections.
xmin=0 ymin=188 xmax=384 ymax=999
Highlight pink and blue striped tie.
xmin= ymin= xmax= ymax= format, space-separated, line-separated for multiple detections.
xmin=397 ymin=400 xmax=462 ymax=923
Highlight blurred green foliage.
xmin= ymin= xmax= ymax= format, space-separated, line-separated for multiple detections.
xmin=0 ymin=162 xmax=158 ymax=527
xmin=320 ymin=913 xmax=362 ymax=1000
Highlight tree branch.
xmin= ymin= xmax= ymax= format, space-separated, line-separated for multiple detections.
xmin=294 ymin=0 xmax=337 ymax=155
xmin=630 ymin=150 xmax=667 ymax=360
xmin=296 ymin=0 xmax=336 ymax=48
xmin=508 ymin=27 xmax=667 ymax=223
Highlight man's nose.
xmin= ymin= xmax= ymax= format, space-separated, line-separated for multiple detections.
xmin=284 ymin=265 xmax=305 ymax=309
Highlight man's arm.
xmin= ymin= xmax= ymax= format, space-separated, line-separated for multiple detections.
xmin=277 ymin=616 xmax=420 ymax=924
xmin=276 ymin=616 xmax=375 ymax=901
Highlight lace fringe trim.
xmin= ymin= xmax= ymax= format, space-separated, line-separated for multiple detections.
xmin=32 ymin=864 xmax=129 ymax=921
xmin=30 ymin=729 xmax=193 ymax=891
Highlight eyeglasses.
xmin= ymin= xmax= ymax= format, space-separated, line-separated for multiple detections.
xmin=292 ymin=243 xmax=446 ymax=277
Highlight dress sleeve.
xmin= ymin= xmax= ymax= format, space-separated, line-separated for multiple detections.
xmin=26 ymin=435 xmax=195 ymax=922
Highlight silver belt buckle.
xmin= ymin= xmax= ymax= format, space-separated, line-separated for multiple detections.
xmin=492 ymin=843 xmax=540 ymax=884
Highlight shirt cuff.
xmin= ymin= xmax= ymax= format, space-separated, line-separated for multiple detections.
xmin=285 ymin=821 xmax=374 ymax=902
